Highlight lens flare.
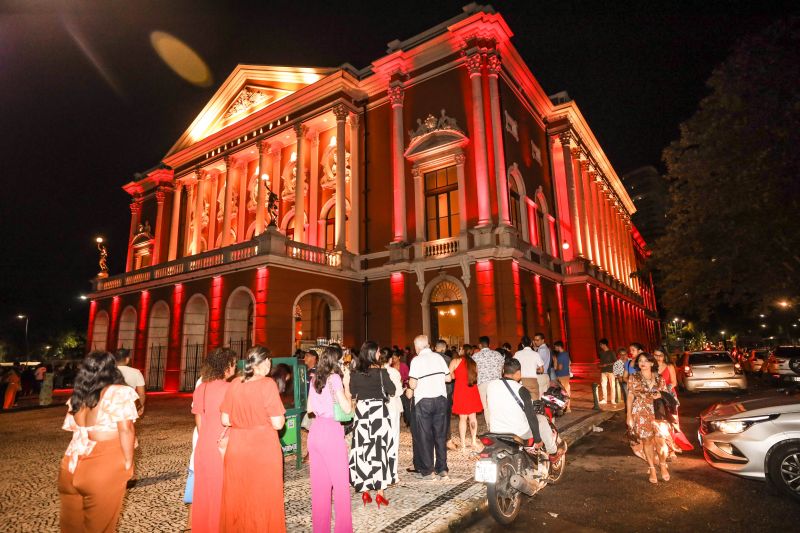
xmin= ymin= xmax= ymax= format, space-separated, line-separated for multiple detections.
xmin=150 ymin=31 xmax=212 ymax=87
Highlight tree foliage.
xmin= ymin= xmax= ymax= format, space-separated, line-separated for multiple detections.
xmin=655 ymin=18 xmax=800 ymax=322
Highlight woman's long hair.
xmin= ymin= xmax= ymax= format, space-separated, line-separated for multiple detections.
xmin=201 ymin=348 xmax=237 ymax=382
xmin=463 ymin=344 xmax=478 ymax=386
xmin=356 ymin=341 xmax=379 ymax=373
xmin=69 ymin=352 xmax=124 ymax=414
xmin=242 ymin=345 xmax=271 ymax=382
xmin=313 ymin=346 xmax=343 ymax=394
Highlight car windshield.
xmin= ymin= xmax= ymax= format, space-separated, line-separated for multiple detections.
xmin=754 ymin=350 xmax=769 ymax=359
xmin=774 ymin=347 xmax=800 ymax=358
xmin=689 ymin=352 xmax=732 ymax=365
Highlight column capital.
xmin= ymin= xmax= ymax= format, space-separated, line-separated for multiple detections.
xmin=155 ymin=189 xmax=166 ymax=203
xmin=311 ymin=130 xmax=320 ymax=148
xmin=256 ymin=140 xmax=268 ymax=155
xmin=411 ymin=166 xmax=422 ymax=179
xmin=349 ymin=112 xmax=361 ymax=127
xmin=172 ymin=179 xmax=183 ymax=192
xmin=293 ymin=122 xmax=308 ymax=139
xmin=130 ymin=200 xmax=142 ymax=214
xmin=455 ymin=153 xmax=466 ymax=165
xmin=332 ymin=103 xmax=350 ymax=122
xmin=558 ymin=131 xmax=574 ymax=147
xmin=268 ymin=140 xmax=283 ymax=155
xmin=463 ymin=50 xmax=484 ymax=77
xmin=387 ymin=85 xmax=404 ymax=108
xmin=485 ymin=52 xmax=501 ymax=77
xmin=580 ymin=159 xmax=591 ymax=171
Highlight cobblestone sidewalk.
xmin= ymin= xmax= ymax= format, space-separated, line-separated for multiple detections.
xmin=0 ymin=380 xmax=615 ymax=532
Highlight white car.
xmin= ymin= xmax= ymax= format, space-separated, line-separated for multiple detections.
xmin=699 ymin=392 xmax=800 ymax=501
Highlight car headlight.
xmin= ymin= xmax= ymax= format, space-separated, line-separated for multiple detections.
xmin=709 ymin=415 xmax=777 ymax=434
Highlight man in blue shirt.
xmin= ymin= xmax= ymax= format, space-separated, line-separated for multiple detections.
xmin=553 ymin=341 xmax=572 ymax=412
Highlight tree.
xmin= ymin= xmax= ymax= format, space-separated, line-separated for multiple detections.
xmin=655 ymin=18 xmax=800 ymax=323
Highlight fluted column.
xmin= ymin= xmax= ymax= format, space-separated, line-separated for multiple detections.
xmin=455 ymin=153 xmax=468 ymax=235
xmin=559 ymin=133 xmax=583 ymax=257
xmin=192 ymin=170 xmax=204 ymax=255
xmin=588 ymin=170 xmax=603 ymax=270
xmin=255 ymin=143 xmax=268 ymax=236
xmin=270 ymin=143 xmax=283 ymax=224
xmin=126 ymin=199 xmax=142 ymax=271
xmin=236 ymin=158 xmax=248 ymax=242
xmin=293 ymin=123 xmax=307 ymax=243
xmin=152 ymin=189 xmax=166 ymax=264
xmin=220 ymin=156 xmax=234 ymax=246
xmin=465 ymin=51 xmax=491 ymax=227
xmin=168 ymin=180 xmax=182 ymax=261
xmin=388 ymin=84 xmax=407 ymax=242
xmin=183 ymin=179 xmax=195 ymax=255
xmin=576 ymin=157 xmax=593 ymax=262
xmin=207 ymin=173 xmax=219 ymax=249
xmin=486 ymin=52 xmax=510 ymax=227
xmin=348 ymin=113 xmax=360 ymax=253
xmin=308 ymin=132 xmax=320 ymax=246
xmin=412 ymin=167 xmax=425 ymax=242
xmin=334 ymin=104 xmax=349 ymax=250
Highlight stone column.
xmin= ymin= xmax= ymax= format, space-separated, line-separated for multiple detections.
xmin=613 ymin=204 xmax=625 ymax=282
xmin=152 ymin=189 xmax=166 ymax=264
xmin=486 ymin=52 xmax=510 ymax=227
xmin=597 ymin=182 xmax=610 ymax=273
xmin=270 ymin=143 xmax=283 ymax=226
xmin=348 ymin=113 xmax=360 ymax=253
xmin=334 ymin=104 xmax=349 ymax=250
xmin=293 ymin=123 xmax=308 ymax=243
xmin=587 ymin=170 xmax=602 ymax=268
xmin=207 ymin=173 xmax=219 ymax=249
xmin=308 ymin=132 xmax=320 ymax=246
xmin=220 ymin=156 xmax=234 ymax=246
xmin=126 ymin=199 xmax=141 ymax=271
xmin=192 ymin=170 xmax=205 ymax=255
xmin=559 ymin=133 xmax=583 ymax=257
xmin=183 ymin=179 xmax=195 ymax=255
xmin=236 ymin=158 xmax=248 ymax=242
xmin=388 ymin=84 xmax=407 ymax=242
xmin=575 ymin=157 xmax=593 ymax=262
xmin=412 ymin=167 xmax=425 ymax=242
xmin=168 ymin=180 xmax=182 ymax=261
xmin=455 ymin=153 xmax=468 ymax=235
xmin=255 ymin=142 xmax=268 ymax=236
xmin=465 ymin=51 xmax=492 ymax=227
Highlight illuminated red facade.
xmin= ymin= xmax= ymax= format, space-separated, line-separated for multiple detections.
xmin=87 ymin=5 xmax=659 ymax=390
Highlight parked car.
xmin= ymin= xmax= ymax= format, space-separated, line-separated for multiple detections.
xmin=744 ymin=349 xmax=771 ymax=373
xmin=677 ymin=351 xmax=747 ymax=393
xmin=699 ymin=391 xmax=800 ymax=501
xmin=766 ymin=346 xmax=800 ymax=383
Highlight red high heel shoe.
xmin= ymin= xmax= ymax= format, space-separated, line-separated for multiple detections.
xmin=362 ymin=492 xmax=372 ymax=506
xmin=375 ymin=494 xmax=389 ymax=508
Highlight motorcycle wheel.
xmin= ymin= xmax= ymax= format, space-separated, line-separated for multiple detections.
xmin=548 ymin=440 xmax=568 ymax=485
xmin=487 ymin=461 xmax=522 ymax=525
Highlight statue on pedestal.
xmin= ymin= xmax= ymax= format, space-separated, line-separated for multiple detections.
xmin=267 ymin=190 xmax=279 ymax=227
xmin=96 ymin=238 xmax=109 ymax=278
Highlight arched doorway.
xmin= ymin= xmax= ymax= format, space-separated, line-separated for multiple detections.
xmin=146 ymin=301 xmax=170 ymax=390
xmin=422 ymin=276 xmax=470 ymax=347
xmin=117 ymin=306 xmax=137 ymax=351
xmin=224 ymin=287 xmax=255 ymax=358
xmin=181 ymin=294 xmax=209 ymax=391
xmin=291 ymin=290 xmax=343 ymax=350
xmin=92 ymin=310 xmax=109 ymax=351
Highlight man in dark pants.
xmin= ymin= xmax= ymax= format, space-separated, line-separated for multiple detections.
xmin=433 ymin=339 xmax=455 ymax=448
xmin=408 ymin=335 xmax=452 ymax=479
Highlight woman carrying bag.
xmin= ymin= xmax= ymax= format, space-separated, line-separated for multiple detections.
xmin=308 ymin=346 xmax=353 ymax=533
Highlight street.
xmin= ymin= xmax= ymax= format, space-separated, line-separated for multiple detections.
xmin=467 ymin=385 xmax=800 ymax=532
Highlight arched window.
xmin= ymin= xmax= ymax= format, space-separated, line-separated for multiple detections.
xmin=424 ymin=166 xmax=459 ymax=240
xmin=509 ymin=179 xmax=522 ymax=232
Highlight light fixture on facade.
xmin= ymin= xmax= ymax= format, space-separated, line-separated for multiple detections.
xmin=778 ymin=300 xmax=790 ymax=308
xmin=79 ymin=295 xmax=88 ymax=301
xmin=290 ymin=152 xmax=297 ymax=162
xmin=330 ymin=136 xmax=337 ymax=147
xmin=95 ymin=237 xmax=104 ymax=244
xmin=561 ymin=241 xmax=569 ymax=250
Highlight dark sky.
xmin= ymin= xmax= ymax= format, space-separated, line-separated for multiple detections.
xmin=0 ymin=0 xmax=795 ymax=353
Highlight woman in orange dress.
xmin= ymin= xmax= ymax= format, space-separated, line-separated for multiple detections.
xmin=3 ymin=367 xmax=21 ymax=409
xmin=219 ymin=346 xmax=286 ymax=532
xmin=191 ymin=348 xmax=237 ymax=533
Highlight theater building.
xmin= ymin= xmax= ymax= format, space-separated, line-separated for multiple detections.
xmin=86 ymin=5 xmax=659 ymax=391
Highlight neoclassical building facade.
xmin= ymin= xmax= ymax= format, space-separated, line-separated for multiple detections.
xmin=86 ymin=5 xmax=659 ymax=391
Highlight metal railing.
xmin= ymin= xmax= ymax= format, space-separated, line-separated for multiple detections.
xmin=146 ymin=344 xmax=167 ymax=391
xmin=181 ymin=342 xmax=206 ymax=392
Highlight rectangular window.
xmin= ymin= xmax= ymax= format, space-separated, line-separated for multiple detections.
xmin=424 ymin=165 xmax=459 ymax=240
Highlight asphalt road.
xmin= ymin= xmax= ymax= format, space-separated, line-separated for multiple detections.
xmin=466 ymin=381 xmax=800 ymax=532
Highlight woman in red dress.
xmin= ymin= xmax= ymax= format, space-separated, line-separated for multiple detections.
xmin=219 ymin=346 xmax=286 ymax=532
xmin=190 ymin=348 xmax=236 ymax=533
xmin=448 ymin=344 xmax=483 ymax=453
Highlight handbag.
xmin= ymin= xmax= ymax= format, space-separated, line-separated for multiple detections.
xmin=331 ymin=379 xmax=353 ymax=423
xmin=378 ymin=368 xmax=390 ymax=402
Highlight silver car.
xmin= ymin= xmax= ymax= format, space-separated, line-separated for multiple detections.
xmin=678 ymin=351 xmax=747 ymax=393
xmin=699 ymin=393 xmax=800 ymax=501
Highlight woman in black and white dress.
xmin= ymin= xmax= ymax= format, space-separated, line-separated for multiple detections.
xmin=348 ymin=341 xmax=396 ymax=508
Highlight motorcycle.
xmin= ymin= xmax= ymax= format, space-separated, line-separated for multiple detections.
xmin=474 ymin=402 xmax=567 ymax=525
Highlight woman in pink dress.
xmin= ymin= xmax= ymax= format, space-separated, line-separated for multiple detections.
xmin=191 ymin=348 xmax=237 ymax=533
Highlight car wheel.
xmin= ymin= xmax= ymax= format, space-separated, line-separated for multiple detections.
xmin=768 ymin=442 xmax=800 ymax=502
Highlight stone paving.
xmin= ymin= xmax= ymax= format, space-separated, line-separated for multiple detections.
xmin=0 ymin=379 xmax=616 ymax=532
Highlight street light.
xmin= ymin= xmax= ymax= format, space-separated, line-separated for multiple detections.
xmin=79 ymin=295 xmax=88 ymax=301
xmin=760 ymin=323 xmax=767 ymax=328
xmin=759 ymin=314 xmax=765 ymax=318
xmin=16 ymin=314 xmax=29 ymax=356
xmin=778 ymin=300 xmax=790 ymax=308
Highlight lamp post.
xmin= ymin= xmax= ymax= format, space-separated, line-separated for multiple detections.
xmin=17 ymin=314 xmax=29 ymax=357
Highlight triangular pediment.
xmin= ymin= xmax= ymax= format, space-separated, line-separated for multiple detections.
xmin=167 ymin=64 xmax=336 ymax=157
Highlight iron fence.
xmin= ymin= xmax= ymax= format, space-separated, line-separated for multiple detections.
xmin=147 ymin=344 xmax=167 ymax=391
xmin=181 ymin=342 xmax=206 ymax=392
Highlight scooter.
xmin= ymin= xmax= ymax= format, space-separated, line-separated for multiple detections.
xmin=474 ymin=403 xmax=567 ymax=525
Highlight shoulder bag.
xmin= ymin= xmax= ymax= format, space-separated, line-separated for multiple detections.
xmin=331 ymin=378 xmax=353 ymax=422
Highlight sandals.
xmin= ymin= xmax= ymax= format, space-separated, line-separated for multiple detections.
xmin=648 ymin=466 xmax=658 ymax=484
xmin=660 ymin=464 xmax=670 ymax=481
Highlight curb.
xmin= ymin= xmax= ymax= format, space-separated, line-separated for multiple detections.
xmin=441 ymin=409 xmax=618 ymax=532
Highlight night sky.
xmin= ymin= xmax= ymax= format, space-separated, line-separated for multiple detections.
xmin=0 ymin=0 xmax=795 ymax=354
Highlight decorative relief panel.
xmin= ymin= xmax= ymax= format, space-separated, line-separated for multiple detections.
xmin=530 ymin=140 xmax=542 ymax=166
xmin=504 ymin=110 xmax=519 ymax=141
xmin=320 ymin=144 xmax=351 ymax=189
xmin=408 ymin=109 xmax=464 ymax=141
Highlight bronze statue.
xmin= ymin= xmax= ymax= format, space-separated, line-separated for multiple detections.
xmin=267 ymin=190 xmax=279 ymax=227
xmin=96 ymin=239 xmax=109 ymax=277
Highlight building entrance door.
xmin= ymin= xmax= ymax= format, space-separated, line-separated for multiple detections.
xmin=431 ymin=301 xmax=464 ymax=347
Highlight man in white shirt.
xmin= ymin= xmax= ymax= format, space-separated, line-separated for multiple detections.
xmin=533 ymin=333 xmax=552 ymax=398
xmin=486 ymin=358 xmax=557 ymax=457
xmin=472 ymin=336 xmax=505 ymax=426
xmin=115 ymin=349 xmax=146 ymax=415
xmin=513 ymin=336 xmax=545 ymax=399
xmin=408 ymin=335 xmax=452 ymax=479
